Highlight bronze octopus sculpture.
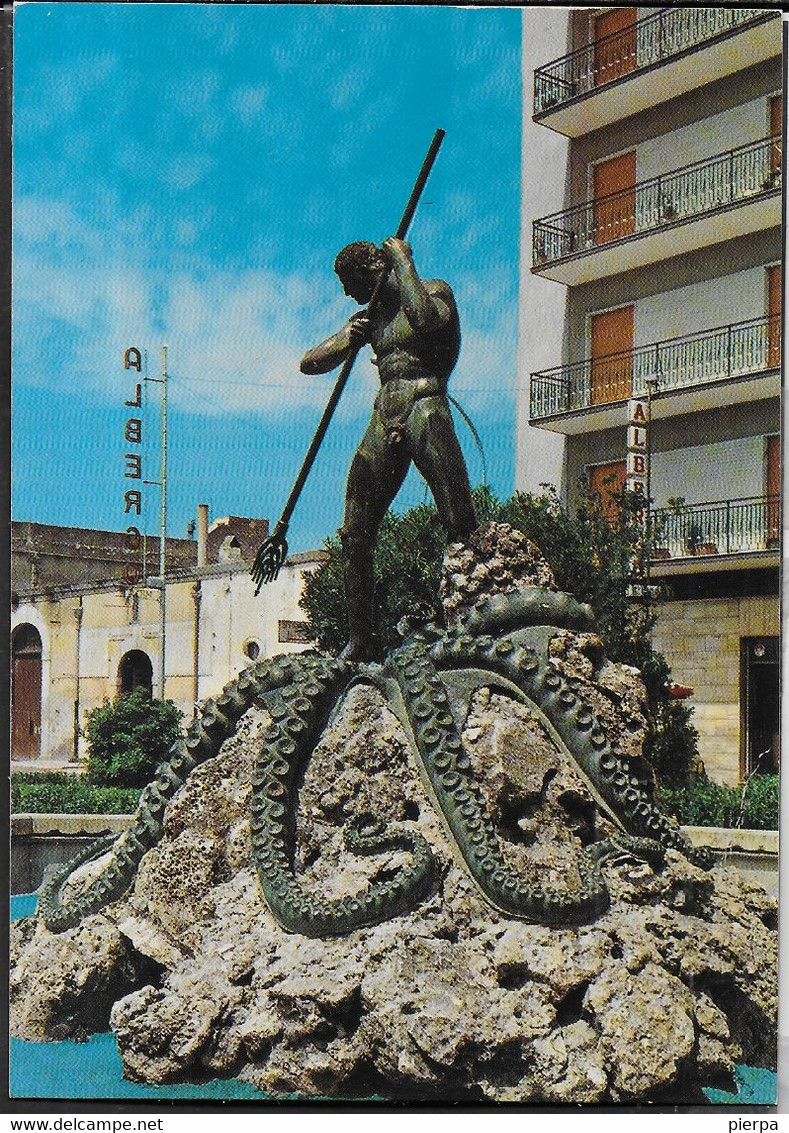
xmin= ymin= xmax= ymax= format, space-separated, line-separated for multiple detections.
xmin=39 ymin=587 xmax=712 ymax=938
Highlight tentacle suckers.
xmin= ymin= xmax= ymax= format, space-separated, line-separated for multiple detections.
xmin=38 ymin=585 xmax=711 ymax=938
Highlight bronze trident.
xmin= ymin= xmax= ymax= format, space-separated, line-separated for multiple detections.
xmin=251 ymin=129 xmax=446 ymax=592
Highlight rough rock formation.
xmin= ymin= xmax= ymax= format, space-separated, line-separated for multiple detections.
xmin=10 ymin=525 xmax=778 ymax=1102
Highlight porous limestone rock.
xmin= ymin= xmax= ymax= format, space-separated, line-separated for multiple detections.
xmin=9 ymin=529 xmax=778 ymax=1103
xmin=441 ymin=521 xmax=557 ymax=625
xmin=10 ymin=678 xmax=777 ymax=1102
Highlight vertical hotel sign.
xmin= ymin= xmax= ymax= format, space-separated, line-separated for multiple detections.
xmin=122 ymin=347 xmax=144 ymax=586
xmin=626 ymin=397 xmax=649 ymax=585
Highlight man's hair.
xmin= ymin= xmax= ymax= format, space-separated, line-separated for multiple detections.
xmin=334 ymin=241 xmax=384 ymax=279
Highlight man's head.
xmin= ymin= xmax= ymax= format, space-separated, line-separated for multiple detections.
xmin=334 ymin=241 xmax=386 ymax=303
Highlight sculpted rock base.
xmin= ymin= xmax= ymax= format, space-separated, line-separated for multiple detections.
xmin=11 ymin=680 xmax=777 ymax=1101
xmin=9 ymin=527 xmax=777 ymax=1102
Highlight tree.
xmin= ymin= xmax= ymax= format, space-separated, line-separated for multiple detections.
xmin=300 ymin=483 xmax=699 ymax=783
xmin=84 ymin=689 xmax=184 ymax=787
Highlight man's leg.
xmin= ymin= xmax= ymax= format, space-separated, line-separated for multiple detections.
xmin=409 ymin=398 xmax=477 ymax=542
xmin=341 ymin=414 xmax=410 ymax=659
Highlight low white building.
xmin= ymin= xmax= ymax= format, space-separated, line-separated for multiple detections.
xmin=11 ymin=508 xmax=327 ymax=766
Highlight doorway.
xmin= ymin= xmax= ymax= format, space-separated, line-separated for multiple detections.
xmin=12 ymin=624 xmax=42 ymax=760
xmin=594 ymin=7 xmax=638 ymax=87
xmin=741 ymin=637 xmax=779 ymax=776
xmin=118 ymin=650 xmax=153 ymax=698
xmin=767 ymin=264 xmax=781 ymax=370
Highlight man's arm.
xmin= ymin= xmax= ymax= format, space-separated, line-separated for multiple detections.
xmin=382 ymin=237 xmax=454 ymax=337
xmin=300 ymin=314 xmax=370 ymax=375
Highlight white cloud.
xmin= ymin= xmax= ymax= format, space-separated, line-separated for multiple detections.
xmin=160 ymin=152 xmax=216 ymax=191
xmin=14 ymin=193 xmax=516 ymax=438
xmin=231 ymin=85 xmax=270 ymax=127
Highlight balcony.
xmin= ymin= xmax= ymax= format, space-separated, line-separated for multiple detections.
xmin=530 ymin=314 xmax=781 ymax=434
xmin=650 ymin=495 xmax=779 ymax=568
xmin=532 ymin=135 xmax=781 ymax=285
xmin=533 ymin=8 xmax=781 ymax=137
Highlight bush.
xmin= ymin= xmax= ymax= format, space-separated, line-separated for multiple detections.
xmin=660 ymin=774 xmax=779 ymax=830
xmin=84 ymin=689 xmax=184 ymax=787
xmin=11 ymin=772 xmax=141 ymax=815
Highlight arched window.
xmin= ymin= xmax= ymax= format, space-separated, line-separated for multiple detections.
xmin=12 ymin=624 xmax=42 ymax=760
xmin=118 ymin=650 xmax=153 ymax=698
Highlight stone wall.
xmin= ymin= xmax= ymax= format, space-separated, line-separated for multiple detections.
xmin=652 ymin=594 xmax=778 ymax=784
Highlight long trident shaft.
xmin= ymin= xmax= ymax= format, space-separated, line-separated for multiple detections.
xmin=251 ymin=128 xmax=445 ymax=592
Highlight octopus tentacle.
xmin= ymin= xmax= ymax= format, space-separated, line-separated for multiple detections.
xmin=387 ymin=641 xmax=612 ymax=926
xmin=38 ymin=584 xmax=711 ymax=939
xmin=424 ymin=622 xmax=710 ymax=870
xmin=40 ymin=655 xmax=304 ymax=932
xmin=250 ymin=656 xmax=437 ymax=936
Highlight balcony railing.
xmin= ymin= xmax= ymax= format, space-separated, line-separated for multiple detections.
xmin=530 ymin=314 xmax=781 ymax=419
xmin=534 ymin=8 xmax=771 ymax=116
xmin=533 ymin=135 xmax=781 ymax=269
xmin=650 ymin=495 xmax=779 ymax=560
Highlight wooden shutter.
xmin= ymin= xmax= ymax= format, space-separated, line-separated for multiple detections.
xmin=593 ymin=151 xmax=636 ymax=245
xmin=766 ymin=435 xmax=780 ymax=543
xmin=768 ymin=264 xmax=781 ymax=369
xmin=591 ymin=305 xmax=634 ymax=404
xmin=770 ymin=95 xmax=782 ymax=177
xmin=594 ymin=8 xmax=638 ymax=87
xmin=589 ymin=460 xmax=627 ymax=523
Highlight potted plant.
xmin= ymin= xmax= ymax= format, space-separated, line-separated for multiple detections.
xmin=666 ymin=497 xmax=717 ymax=556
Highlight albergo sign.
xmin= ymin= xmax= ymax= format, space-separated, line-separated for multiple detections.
xmin=122 ymin=346 xmax=144 ymax=586
xmin=626 ymin=397 xmax=648 ymax=523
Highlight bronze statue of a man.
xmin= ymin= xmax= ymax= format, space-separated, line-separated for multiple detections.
xmin=301 ymin=237 xmax=477 ymax=660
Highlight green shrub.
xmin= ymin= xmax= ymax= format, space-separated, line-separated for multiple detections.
xmin=11 ymin=772 xmax=141 ymax=815
xmin=660 ymin=774 xmax=779 ymax=830
xmin=84 ymin=689 xmax=184 ymax=787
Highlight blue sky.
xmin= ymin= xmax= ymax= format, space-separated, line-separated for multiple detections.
xmin=13 ymin=4 xmax=522 ymax=551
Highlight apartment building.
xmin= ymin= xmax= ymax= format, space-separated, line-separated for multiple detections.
xmin=518 ymin=7 xmax=782 ymax=784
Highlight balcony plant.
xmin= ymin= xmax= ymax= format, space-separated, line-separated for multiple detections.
xmin=647 ymin=509 xmax=671 ymax=560
xmin=666 ymin=497 xmax=717 ymax=557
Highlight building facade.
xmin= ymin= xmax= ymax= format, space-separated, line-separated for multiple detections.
xmin=519 ymin=6 xmax=781 ymax=784
xmin=11 ymin=509 xmax=327 ymax=766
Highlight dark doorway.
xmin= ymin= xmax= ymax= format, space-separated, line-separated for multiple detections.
xmin=12 ymin=624 xmax=42 ymax=760
xmin=118 ymin=650 xmax=153 ymax=698
xmin=741 ymin=637 xmax=779 ymax=776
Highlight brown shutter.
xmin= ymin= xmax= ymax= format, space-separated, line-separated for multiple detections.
xmin=767 ymin=435 xmax=780 ymax=543
xmin=594 ymin=8 xmax=638 ymax=87
xmin=770 ymin=95 xmax=782 ymax=177
xmin=590 ymin=305 xmax=634 ymax=404
xmin=768 ymin=264 xmax=782 ymax=369
xmin=589 ymin=461 xmax=627 ymax=524
xmin=593 ymin=151 xmax=636 ymax=245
